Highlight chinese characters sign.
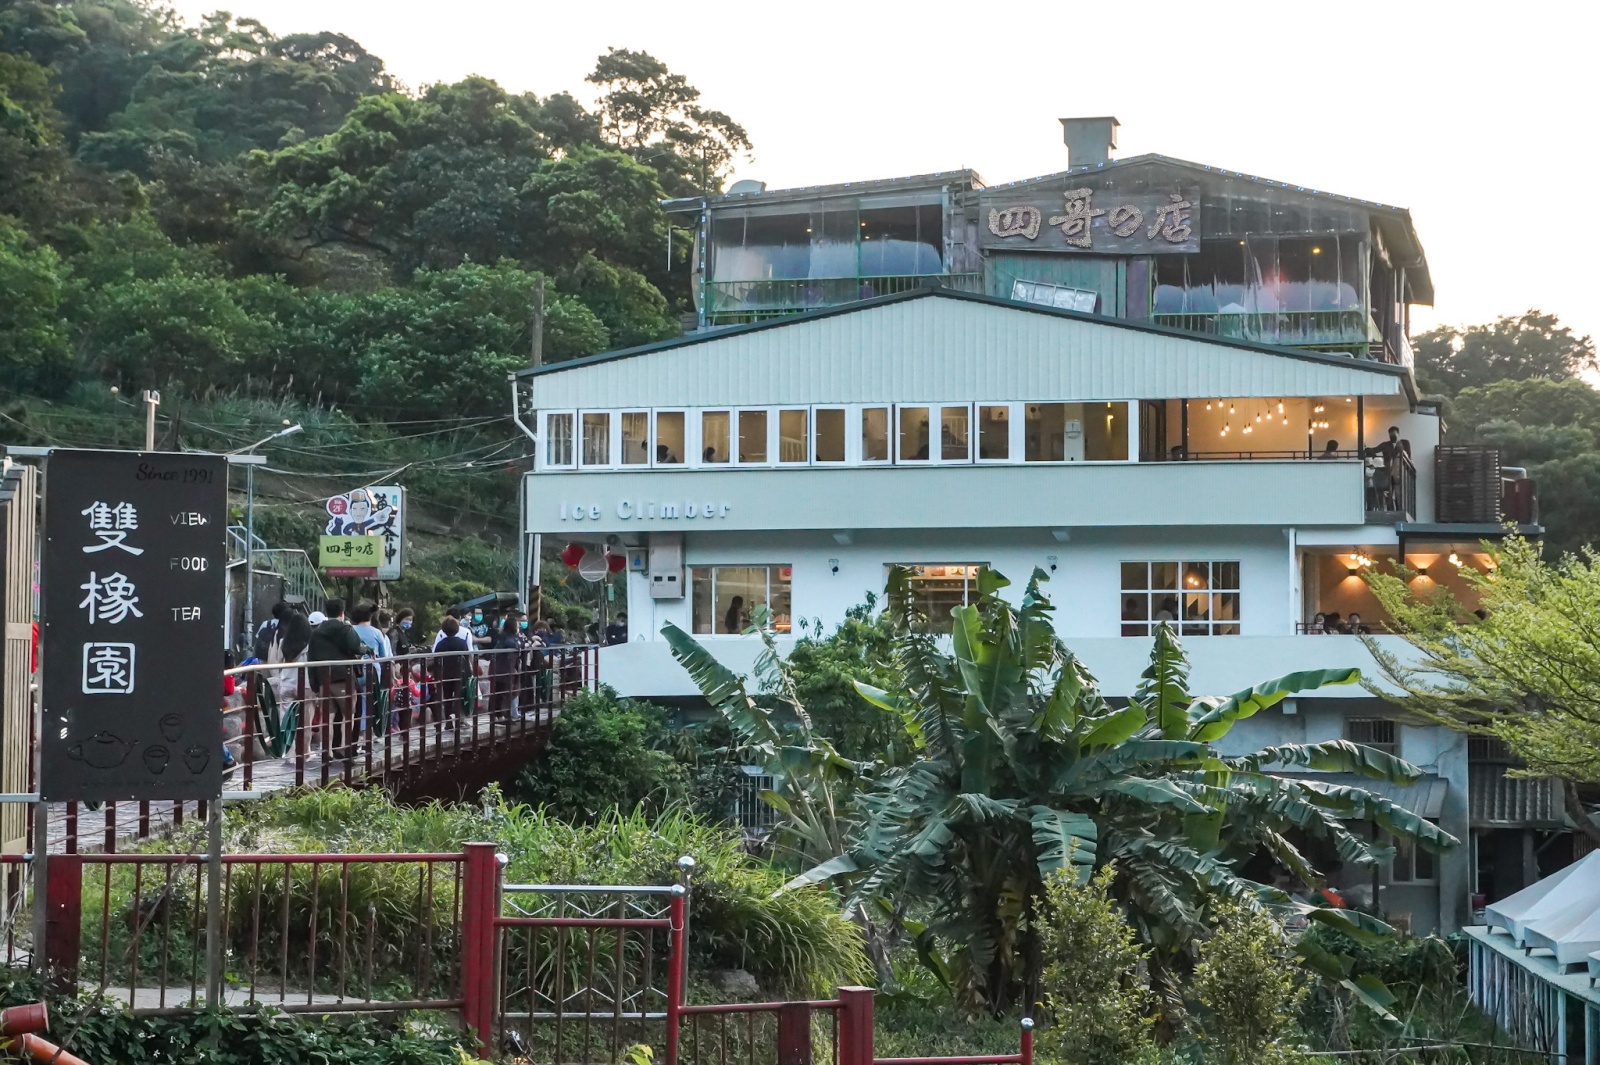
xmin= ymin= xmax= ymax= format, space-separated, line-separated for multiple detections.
xmin=978 ymin=186 xmax=1200 ymax=254
xmin=40 ymin=450 xmax=226 ymax=801
xmin=324 ymin=485 xmax=404 ymax=580
xmin=319 ymin=535 xmax=383 ymax=576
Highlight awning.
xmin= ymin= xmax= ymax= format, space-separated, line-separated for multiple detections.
xmin=1271 ymin=772 xmax=1447 ymax=819
xmin=1484 ymin=851 xmax=1600 ymax=952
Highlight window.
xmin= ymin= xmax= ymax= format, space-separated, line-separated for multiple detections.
xmin=621 ymin=411 xmax=649 ymax=465
xmin=655 ymin=411 xmax=684 ymax=464
xmin=779 ymin=409 xmax=808 ymax=463
xmin=1026 ymin=402 xmax=1129 ymax=461
xmin=1389 ymin=825 xmax=1437 ymax=883
xmin=1345 ymin=718 xmax=1397 ymax=756
xmin=581 ymin=412 xmax=611 ymax=466
xmin=738 ymin=410 xmax=768 ymax=463
xmin=701 ymin=411 xmax=730 ymax=464
xmin=897 ymin=564 xmax=982 ymax=633
xmin=978 ymin=405 xmax=1010 ymax=460
xmin=1120 ymin=561 xmax=1240 ymax=636
xmin=898 ymin=406 xmax=930 ymax=461
xmin=862 ymin=407 xmax=890 ymax=462
xmin=545 ymin=412 xmax=574 ymax=467
xmin=941 ymin=405 xmax=970 ymax=461
xmin=814 ymin=408 xmax=846 ymax=462
xmin=733 ymin=766 xmax=781 ymax=834
xmin=1026 ymin=403 xmax=1066 ymax=461
xmin=690 ymin=565 xmax=792 ymax=635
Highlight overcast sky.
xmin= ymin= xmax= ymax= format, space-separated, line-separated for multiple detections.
xmin=172 ymin=0 xmax=1598 ymax=343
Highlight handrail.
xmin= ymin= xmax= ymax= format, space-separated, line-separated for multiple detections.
xmin=226 ymin=643 xmax=598 ymax=676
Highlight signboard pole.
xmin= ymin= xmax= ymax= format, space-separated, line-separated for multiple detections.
xmin=205 ymin=794 xmax=222 ymax=1005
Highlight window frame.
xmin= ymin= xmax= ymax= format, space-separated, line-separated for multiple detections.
xmin=697 ymin=409 xmax=733 ymax=466
xmin=541 ymin=409 xmax=576 ymax=470
xmin=811 ymin=406 xmax=849 ymax=464
xmin=975 ymin=403 xmax=1017 ymax=464
xmin=1119 ymin=559 xmax=1242 ymax=637
xmin=619 ymin=409 xmax=652 ymax=467
xmin=733 ymin=408 xmax=772 ymax=466
xmin=777 ymin=407 xmax=811 ymax=465
xmin=892 ymin=563 xmax=986 ymax=632
xmin=652 ymin=408 xmax=687 ymax=467
xmin=689 ymin=563 xmax=794 ymax=636
xmin=579 ymin=410 xmax=615 ymax=469
xmin=860 ymin=405 xmax=892 ymax=465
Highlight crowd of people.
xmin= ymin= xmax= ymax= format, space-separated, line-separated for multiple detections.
xmin=1305 ymin=611 xmax=1372 ymax=634
xmin=236 ymin=596 xmax=621 ymax=757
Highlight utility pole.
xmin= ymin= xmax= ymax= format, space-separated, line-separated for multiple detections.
xmin=530 ymin=278 xmax=546 ymax=369
xmin=228 ymin=423 xmax=303 ymax=651
xmin=143 ymin=390 xmax=161 ymax=451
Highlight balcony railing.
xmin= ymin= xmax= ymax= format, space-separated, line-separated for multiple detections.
xmin=1151 ymin=309 xmax=1402 ymax=363
xmin=703 ymin=273 xmax=983 ymax=324
xmin=1366 ymin=447 xmax=1416 ymax=522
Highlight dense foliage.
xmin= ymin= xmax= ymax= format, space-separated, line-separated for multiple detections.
xmin=1364 ymin=535 xmax=1600 ymax=842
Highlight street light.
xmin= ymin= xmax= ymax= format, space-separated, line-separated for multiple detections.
xmin=230 ymin=422 xmax=303 ymax=650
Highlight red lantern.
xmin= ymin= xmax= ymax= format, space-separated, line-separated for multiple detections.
xmin=560 ymin=543 xmax=586 ymax=567
xmin=606 ymin=551 xmax=626 ymax=574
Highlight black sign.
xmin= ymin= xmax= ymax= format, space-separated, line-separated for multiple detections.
xmin=40 ymin=450 xmax=226 ymax=801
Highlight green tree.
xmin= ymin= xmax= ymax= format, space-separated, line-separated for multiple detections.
xmin=1190 ymin=901 xmax=1308 ymax=1065
xmin=1414 ymin=310 xmax=1596 ymax=396
xmin=1363 ymin=535 xmax=1600 ymax=844
xmin=0 ymin=217 xmax=73 ymax=394
xmin=1035 ymin=865 xmax=1155 ymax=1065
xmin=781 ymin=604 xmax=901 ymax=763
xmin=512 ymin=687 xmax=688 ymax=822
xmin=787 ymin=566 xmax=1451 ymax=1015
xmin=586 ymin=47 xmax=751 ymax=197
xmin=350 ymin=260 xmax=608 ymax=417
xmin=79 ymin=269 xmax=260 ymax=393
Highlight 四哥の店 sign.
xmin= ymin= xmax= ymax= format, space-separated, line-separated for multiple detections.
xmin=319 ymin=534 xmax=383 ymax=576
xmin=977 ymin=186 xmax=1200 ymax=254
xmin=324 ymin=486 xmax=404 ymax=579
xmin=40 ymin=450 xmax=226 ymax=802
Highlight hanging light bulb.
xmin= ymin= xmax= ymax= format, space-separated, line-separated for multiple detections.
xmin=1230 ymin=404 xmax=1237 ymax=414
xmin=1205 ymin=402 xmax=1212 ymax=410
xmin=1277 ymin=402 xmax=1284 ymax=413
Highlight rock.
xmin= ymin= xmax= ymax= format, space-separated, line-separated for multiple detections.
xmin=713 ymin=969 xmax=760 ymax=998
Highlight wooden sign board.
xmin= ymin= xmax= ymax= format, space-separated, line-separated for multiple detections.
xmin=978 ymin=186 xmax=1201 ymax=254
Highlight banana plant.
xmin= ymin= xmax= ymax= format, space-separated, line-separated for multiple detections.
xmin=787 ymin=566 xmax=1456 ymax=1017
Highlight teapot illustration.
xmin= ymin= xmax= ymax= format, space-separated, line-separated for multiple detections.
xmin=66 ymin=731 xmax=137 ymax=769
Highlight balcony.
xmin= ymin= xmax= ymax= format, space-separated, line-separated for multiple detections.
xmin=702 ymin=273 xmax=983 ymax=325
xmin=1150 ymin=309 xmax=1406 ymax=364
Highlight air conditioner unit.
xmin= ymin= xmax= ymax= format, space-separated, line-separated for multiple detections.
xmin=648 ymin=534 xmax=684 ymax=599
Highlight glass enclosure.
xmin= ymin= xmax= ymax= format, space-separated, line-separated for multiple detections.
xmin=691 ymin=565 xmax=793 ymax=635
xmin=710 ymin=197 xmax=944 ymax=283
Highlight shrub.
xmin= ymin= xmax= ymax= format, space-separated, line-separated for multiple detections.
xmin=1191 ymin=901 xmax=1308 ymax=1065
xmin=512 ymin=687 xmax=688 ymax=821
xmin=1035 ymin=866 xmax=1155 ymax=1065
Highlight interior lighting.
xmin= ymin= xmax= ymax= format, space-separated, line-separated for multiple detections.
xmin=1311 ymin=246 xmax=1323 ymax=255
xmin=1229 ymin=404 xmax=1237 ymax=414
xmin=1347 ymin=567 xmax=1359 ymax=577
xmin=1449 ymin=552 xmax=1463 ymax=567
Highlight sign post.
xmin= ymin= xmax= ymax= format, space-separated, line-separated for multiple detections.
xmin=39 ymin=450 xmax=227 ymax=802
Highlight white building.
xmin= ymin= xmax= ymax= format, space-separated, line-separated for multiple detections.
xmin=513 ymin=124 xmax=1557 ymax=933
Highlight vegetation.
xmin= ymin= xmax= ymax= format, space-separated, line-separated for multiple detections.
xmin=0 ymin=969 xmax=481 ymax=1065
xmin=1034 ymin=867 xmax=1156 ymax=1065
xmin=1363 ymin=535 xmax=1600 ymax=843
xmin=668 ymin=567 xmax=1454 ymax=1020
xmin=1189 ymin=901 xmax=1308 ymax=1065
xmin=511 ymin=687 xmax=690 ymax=821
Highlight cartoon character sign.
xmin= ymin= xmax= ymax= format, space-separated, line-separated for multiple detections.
xmin=325 ymin=485 xmax=405 ymax=579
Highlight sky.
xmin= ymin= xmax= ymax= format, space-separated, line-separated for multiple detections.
xmin=172 ymin=0 xmax=1600 ymax=342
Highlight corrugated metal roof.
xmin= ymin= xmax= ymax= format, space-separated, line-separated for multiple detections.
xmin=522 ymin=289 xmax=1408 ymax=411
xmin=1273 ymin=772 xmax=1447 ymax=819
xmin=1471 ymin=764 xmax=1564 ymax=827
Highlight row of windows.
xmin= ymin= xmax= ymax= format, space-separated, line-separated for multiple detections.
xmin=684 ymin=561 xmax=1244 ymax=637
xmin=542 ymin=403 xmax=1132 ymax=469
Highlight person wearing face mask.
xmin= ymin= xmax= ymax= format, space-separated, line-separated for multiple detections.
xmin=388 ymin=607 xmax=416 ymax=657
xmin=470 ymin=607 xmax=494 ymax=649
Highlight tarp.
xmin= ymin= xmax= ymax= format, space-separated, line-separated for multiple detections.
xmin=1484 ymin=851 xmax=1600 ymax=938
xmin=1522 ymin=901 xmax=1600 ymax=967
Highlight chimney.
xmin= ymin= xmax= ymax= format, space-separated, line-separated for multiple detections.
xmin=1059 ymin=116 xmax=1120 ymax=168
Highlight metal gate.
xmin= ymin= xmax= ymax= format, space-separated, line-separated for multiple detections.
xmin=0 ymin=460 xmax=37 ymax=855
xmin=491 ymin=874 xmax=686 ymax=1065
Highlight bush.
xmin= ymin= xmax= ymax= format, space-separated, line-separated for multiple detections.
xmin=512 ymin=687 xmax=688 ymax=821
xmin=1035 ymin=866 xmax=1155 ymax=1065
xmin=1191 ymin=901 xmax=1307 ymax=1065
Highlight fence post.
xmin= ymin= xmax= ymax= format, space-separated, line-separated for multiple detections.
xmin=777 ymin=1002 xmax=812 ymax=1065
xmin=664 ymin=884 xmax=687 ymax=1065
xmin=1019 ymin=1017 xmax=1034 ymax=1065
xmin=459 ymin=843 xmax=501 ymax=1054
xmin=837 ymin=986 xmax=874 ymax=1065
xmin=41 ymin=855 xmax=82 ymax=993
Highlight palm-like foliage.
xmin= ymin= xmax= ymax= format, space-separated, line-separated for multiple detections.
xmin=793 ymin=566 xmax=1456 ymax=1015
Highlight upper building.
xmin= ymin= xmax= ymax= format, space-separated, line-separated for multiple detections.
xmin=666 ymin=115 xmax=1429 ymax=371
xmin=513 ymin=119 xmax=1560 ymax=933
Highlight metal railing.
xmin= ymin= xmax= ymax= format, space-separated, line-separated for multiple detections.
xmin=703 ymin=274 xmax=983 ymax=324
xmin=1151 ymin=309 xmax=1397 ymax=362
xmin=1367 ymin=449 xmax=1416 ymax=520
xmin=45 ymin=851 xmax=468 ymax=1015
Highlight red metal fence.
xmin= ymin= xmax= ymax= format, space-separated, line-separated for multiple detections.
xmin=32 ymin=844 xmax=1033 ymax=1065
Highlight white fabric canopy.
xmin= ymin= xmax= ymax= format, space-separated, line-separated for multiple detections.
xmin=1588 ymin=950 xmax=1599 ymax=986
xmin=1523 ymin=903 xmax=1600 ymax=968
xmin=1484 ymin=851 xmax=1597 ymax=937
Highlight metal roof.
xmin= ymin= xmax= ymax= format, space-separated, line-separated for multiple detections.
xmin=516 ymin=286 xmax=1412 ymax=383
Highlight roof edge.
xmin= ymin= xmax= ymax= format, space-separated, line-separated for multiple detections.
xmin=517 ymin=287 xmax=1413 ymax=382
